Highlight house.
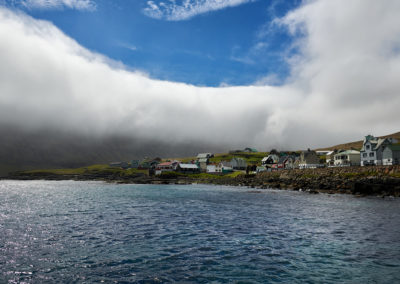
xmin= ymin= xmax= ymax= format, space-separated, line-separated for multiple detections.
xmin=130 ymin=160 xmax=140 ymax=168
xmin=325 ymin=150 xmax=336 ymax=166
xmin=197 ymin=158 xmax=209 ymax=172
xmin=222 ymin=166 xmax=233 ymax=173
xmin=243 ymin=147 xmax=258 ymax=153
xmin=155 ymin=161 xmax=180 ymax=175
xmin=176 ymin=163 xmax=200 ymax=174
xmin=299 ymin=149 xmax=322 ymax=169
xmin=139 ymin=158 xmax=160 ymax=169
xmin=261 ymin=154 xmax=279 ymax=166
xmin=276 ymin=156 xmax=288 ymax=169
xmin=333 ymin=150 xmax=361 ymax=166
xmin=277 ymin=155 xmax=298 ymax=169
xmin=230 ymin=157 xmax=247 ymax=170
xmin=206 ymin=164 xmax=218 ymax=173
xmin=197 ymin=153 xmax=214 ymax=159
xmin=360 ymin=135 xmax=398 ymax=166
xmin=382 ymin=145 xmax=400 ymax=165
xmin=206 ymin=162 xmax=233 ymax=173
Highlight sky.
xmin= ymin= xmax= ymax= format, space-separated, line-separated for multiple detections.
xmin=0 ymin=0 xmax=400 ymax=151
xmin=1 ymin=0 xmax=300 ymax=86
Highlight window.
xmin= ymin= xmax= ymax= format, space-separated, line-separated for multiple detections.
xmin=363 ymin=153 xmax=367 ymax=158
xmin=369 ymin=152 xmax=374 ymax=157
xmin=366 ymin=144 xmax=370 ymax=150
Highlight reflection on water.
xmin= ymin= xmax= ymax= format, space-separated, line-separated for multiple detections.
xmin=1 ymin=180 xmax=400 ymax=283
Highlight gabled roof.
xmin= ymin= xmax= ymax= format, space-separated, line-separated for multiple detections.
xmin=158 ymin=162 xmax=173 ymax=166
xmin=244 ymin=147 xmax=258 ymax=152
xmin=179 ymin=164 xmax=199 ymax=169
xmin=278 ymin=156 xmax=288 ymax=164
xmin=334 ymin=150 xmax=360 ymax=156
xmin=197 ymin=153 xmax=213 ymax=158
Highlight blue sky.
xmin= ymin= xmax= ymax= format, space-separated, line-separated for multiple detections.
xmin=2 ymin=0 xmax=399 ymax=150
xmin=3 ymin=0 xmax=301 ymax=86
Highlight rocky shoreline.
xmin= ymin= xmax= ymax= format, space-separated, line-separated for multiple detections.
xmin=4 ymin=165 xmax=400 ymax=197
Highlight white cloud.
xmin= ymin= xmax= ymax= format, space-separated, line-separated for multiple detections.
xmin=143 ymin=0 xmax=253 ymax=21
xmin=1 ymin=0 xmax=400 ymax=152
xmin=7 ymin=0 xmax=96 ymax=11
xmin=0 ymin=6 xmax=298 ymax=149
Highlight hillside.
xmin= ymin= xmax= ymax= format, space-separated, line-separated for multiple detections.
xmin=316 ymin=131 xmax=400 ymax=151
xmin=0 ymin=126 xmax=224 ymax=176
xmin=176 ymin=152 xmax=268 ymax=165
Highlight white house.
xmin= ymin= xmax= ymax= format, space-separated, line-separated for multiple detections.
xmin=360 ymin=135 xmax=398 ymax=166
xmin=325 ymin=151 xmax=335 ymax=166
xmin=176 ymin=163 xmax=200 ymax=174
xmin=155 ymin=161 xmax=180 ymax=175
xmin=333 ymin=150 xmax=361 ymax=166
xmin=261 ymin=154 xmax=279 ymax=165
xmin=206 ymin=164 xmax=222 ymax=173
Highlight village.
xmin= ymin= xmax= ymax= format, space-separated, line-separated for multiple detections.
xmin=109 ymin=134 xmax=400 ymax=176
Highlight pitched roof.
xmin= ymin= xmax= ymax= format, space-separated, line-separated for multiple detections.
xmin=336 ymin=150 xmax=360 ymax=155
xmin=244 ymin=147 xmax=258 ymax=152
xmin=197 ymin=153 xmax=212 ymax=158
xmin=179 ymin=164 xmax=199 ymax=169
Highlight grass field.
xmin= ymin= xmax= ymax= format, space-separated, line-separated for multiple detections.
xmin=175 ymin=151 xmax=268 ymax=165
xmin=23 ymin=164 xmax=148 ymax=176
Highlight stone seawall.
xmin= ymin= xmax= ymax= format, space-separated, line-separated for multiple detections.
xmin=203 ymin=166 xmax=400 ymax=196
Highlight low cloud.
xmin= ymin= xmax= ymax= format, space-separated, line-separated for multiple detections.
xmin=1 ymin=0 xmax=400 ymax=153
xmin=143 ymin=0 xmax=253 ymax=21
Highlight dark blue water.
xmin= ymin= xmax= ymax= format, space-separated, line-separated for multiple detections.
xmin=1 ymin=181 xmax=400 ymax=283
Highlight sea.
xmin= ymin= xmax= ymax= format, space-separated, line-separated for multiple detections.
xmin=1 ymin=180 xmax=400 ymax=283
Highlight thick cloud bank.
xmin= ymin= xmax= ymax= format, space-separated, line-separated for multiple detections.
xmin=1 ymin=1 xmax=400 ymax=151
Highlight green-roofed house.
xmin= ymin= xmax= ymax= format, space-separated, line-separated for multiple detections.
xmin=382 ymin=144 xmax=400 ymax=165
xmin=243 ymin=147 xmax=258 ymax=153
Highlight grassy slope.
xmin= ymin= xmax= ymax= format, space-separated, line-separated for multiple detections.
xmin=316 ymin=131 xmax=400 ymax=151
xmin=22 ymin=164 xmax=148 ymax=176
xmin=176 ymin=152 xmax=269 ymax=165
xmin=17 ymin=164 xmax=245 ymax=179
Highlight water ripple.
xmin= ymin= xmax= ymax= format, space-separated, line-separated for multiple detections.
xmin=1 ymin=180 xmax=400 ymax=283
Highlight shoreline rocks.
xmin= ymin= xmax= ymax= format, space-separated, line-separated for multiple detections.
xmin=4 ymin=165 xmax=400 ymax=197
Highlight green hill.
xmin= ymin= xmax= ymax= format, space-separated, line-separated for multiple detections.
xmin=316 ymin=131 xmax=400 ymax=151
